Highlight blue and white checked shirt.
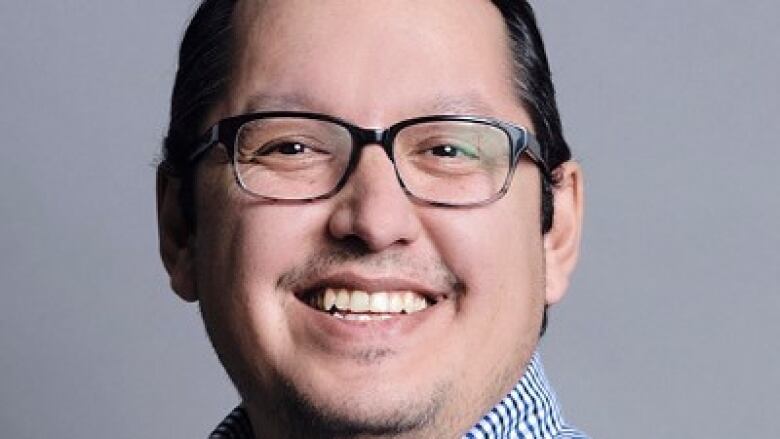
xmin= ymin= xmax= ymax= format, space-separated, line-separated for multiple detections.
xmin=209 ymin=352 xmax=588 ymax=438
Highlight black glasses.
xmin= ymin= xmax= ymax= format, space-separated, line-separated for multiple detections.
xmin=188 ymin=112 xmax=550 ymax=207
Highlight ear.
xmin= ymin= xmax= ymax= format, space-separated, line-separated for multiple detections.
xmin=543 ymin=161 xmax=584 ymax=305
xmin=157 ymin=170 xmax=198 ymax=302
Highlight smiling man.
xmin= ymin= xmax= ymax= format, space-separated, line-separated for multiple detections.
xmin=157 ymin=0 xmax=586 ymax=438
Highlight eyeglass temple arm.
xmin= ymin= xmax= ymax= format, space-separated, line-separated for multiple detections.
xmin=521 ymin=133 xmax=553 ymax=182
xmin=187 ymin=125 xmax=221 ymax=163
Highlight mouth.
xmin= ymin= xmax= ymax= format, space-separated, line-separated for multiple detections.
xmin=297 ymin=287 xmax=444 ymax=321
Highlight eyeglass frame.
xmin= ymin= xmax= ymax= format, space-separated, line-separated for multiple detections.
xmin=187 ymin=111 xmax=551 ymax=208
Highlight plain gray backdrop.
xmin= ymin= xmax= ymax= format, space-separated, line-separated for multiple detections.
xmin=1 ymin=1 xmax=778 ymax=437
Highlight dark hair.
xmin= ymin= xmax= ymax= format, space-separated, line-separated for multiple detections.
xmin=160 ymin=0 xmax=235 ymax=222
xmin=161 ymin=0 xmax=570 ymax=334
xmin=491 ymin=0 xmax=571 ymax=235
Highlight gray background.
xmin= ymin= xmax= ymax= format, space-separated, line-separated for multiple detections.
xmin=1 ymin=1 xmax=778 ymax=437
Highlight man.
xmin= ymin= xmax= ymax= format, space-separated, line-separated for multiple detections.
xmin=157 ymin=0 xmax=586 ymax=437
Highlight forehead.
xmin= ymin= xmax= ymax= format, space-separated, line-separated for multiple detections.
xmin=225 ymin=0 xmax=525 ymax=126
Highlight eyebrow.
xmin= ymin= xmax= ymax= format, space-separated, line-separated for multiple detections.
xmin=242 ymin=92 xmax=321 ymax=113
xmin=240 ymin=91 xmax=498 ymax=118
xmin=421 ymin=93 xmax=498 ymax=116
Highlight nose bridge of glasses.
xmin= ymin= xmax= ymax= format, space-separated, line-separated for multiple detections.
xmin=351 ymin=126 xmax=395 ymax=162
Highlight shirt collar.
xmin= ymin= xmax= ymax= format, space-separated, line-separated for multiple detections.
xmin=208 ymin=352 xmax=586 ymax=439
xmin=464 ymin=352 xmax=585 ymax=438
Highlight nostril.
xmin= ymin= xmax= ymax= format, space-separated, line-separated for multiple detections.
xmin=329 ymin=235 xmax=373 ymax=255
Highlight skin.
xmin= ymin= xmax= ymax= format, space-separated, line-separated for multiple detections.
xmin=158 ymin=1 xmax=583 ymax=438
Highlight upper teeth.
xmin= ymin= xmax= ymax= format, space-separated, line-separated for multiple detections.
xmin=312 ymin=288 xmax=430 ymax=314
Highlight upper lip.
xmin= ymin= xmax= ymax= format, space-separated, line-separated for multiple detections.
xmin=295 ymin=272 xmax=450 ymax=303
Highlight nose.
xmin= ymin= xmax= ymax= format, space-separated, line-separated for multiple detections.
xmin=327 ymin=145 xmax=421 ymax=251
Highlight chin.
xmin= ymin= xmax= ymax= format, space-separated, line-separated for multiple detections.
xmin=230 ymin=357 xmax=451 ymax=437
xmin=277 ymin=376 xmax=447 ymax=437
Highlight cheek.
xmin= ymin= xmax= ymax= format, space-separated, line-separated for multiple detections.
xmin=427 ymin=197 xmax=543 ymax=301
xmin=192 ymin=166 xmax=331 ymax=366
xmin=196 ymin=204 xmax=328 ymax=313
xmin=421 ymin=176 xmax=545 ymax=346
xmin=194 ymin=161 xmax=328 ymax=292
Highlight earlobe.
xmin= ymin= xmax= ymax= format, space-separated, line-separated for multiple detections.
xmin=157 ymin=170 xmax=198 ymax=302
xmin=543 ymin=161 xmax=584 ymax=305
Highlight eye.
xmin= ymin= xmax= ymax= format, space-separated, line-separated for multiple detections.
xmin=237 ymin=137 xmax=331 ymax=166
xmin=259 ymin=141 xmax=311 ymax=156
xmin=426 ymin=143 xmax=479 ymax=159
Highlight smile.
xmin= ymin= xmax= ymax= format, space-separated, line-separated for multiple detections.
xmin=302 ymin=288 xmax=440 ymax=320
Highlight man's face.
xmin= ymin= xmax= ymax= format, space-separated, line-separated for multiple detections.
xmin=167 ymin=0 xmax=579 ymax=436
